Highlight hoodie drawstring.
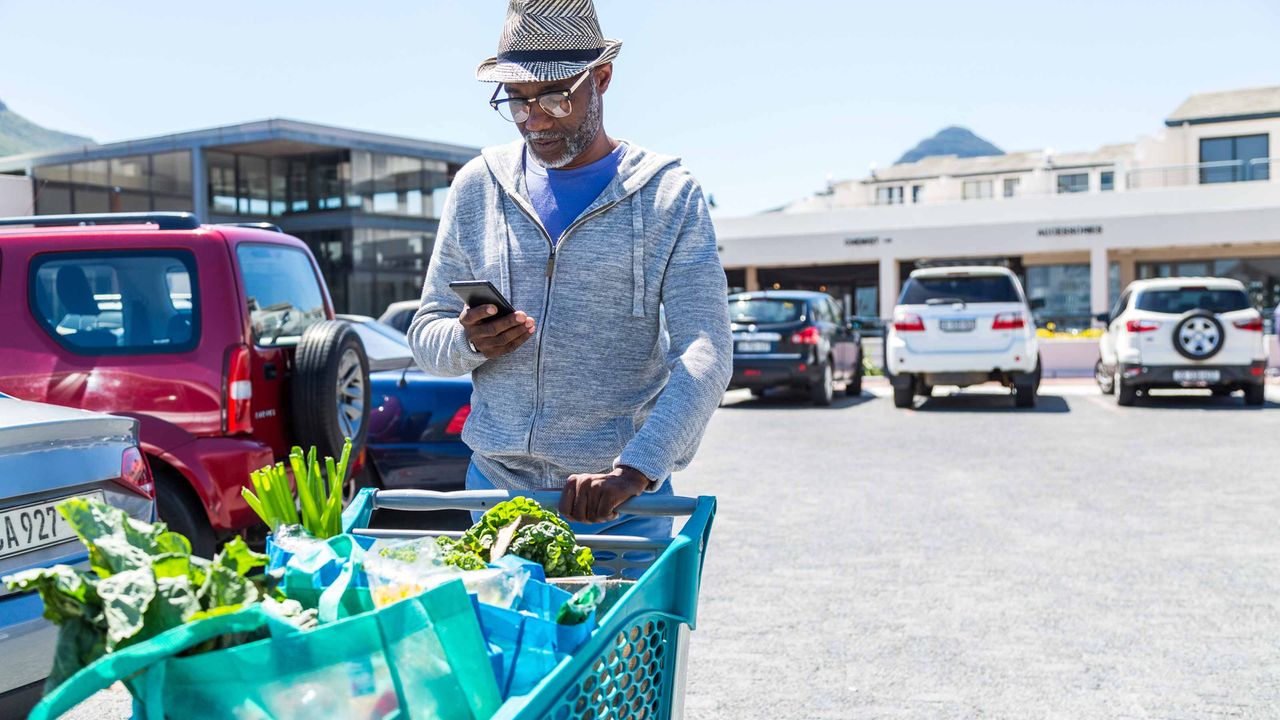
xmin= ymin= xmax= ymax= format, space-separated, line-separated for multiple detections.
xmin=495 ymin=188 xmax=513 ymax=301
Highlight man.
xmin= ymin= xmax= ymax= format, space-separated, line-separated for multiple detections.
xmin=408 ymin=0 xmax=731 ymax=536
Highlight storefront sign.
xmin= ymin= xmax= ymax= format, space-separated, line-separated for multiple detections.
xmin=1036 ymin=225 xmax=1103 ymax=237
xmin=844 ymin=236 xmax=889 ymax=246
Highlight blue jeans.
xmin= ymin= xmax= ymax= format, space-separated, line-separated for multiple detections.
xmin=465 ymin=462 xmax=673 ymax=578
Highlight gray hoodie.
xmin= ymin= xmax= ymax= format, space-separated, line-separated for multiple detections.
xmin=407 ymin=139 xmax=733 ymax=492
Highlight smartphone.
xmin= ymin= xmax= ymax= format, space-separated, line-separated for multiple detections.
xmin=449 ymin=280 xmax=516 ymax=319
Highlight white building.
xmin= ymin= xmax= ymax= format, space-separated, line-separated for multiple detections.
xmin=0 ymin=174 xmax=32 ymax=216
xmin=716 ymin=85 xmax=1280 ymax=330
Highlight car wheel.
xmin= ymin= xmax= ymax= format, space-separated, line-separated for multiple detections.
xmin=155 ymin=470 xmax=216 ymax=558
xmin=845 ymin=361 xmax=863 ymax=397
xmin=1244 ymin=384 xmax=1266 ymax=406
xmin=1014 ymin=381 xmax=1036 ymax=408
xmin=893 ymin=381 xmax=914 ymax=409
xmin=1096 ymin=361 xmax=1115 ymax=395
xmin=1117 ymin=378 xmax=1138 ymax=406
xmin=810 ymin=363 xmax=834 ymax=406
xmin=292 ymin=320 xmax=372 ymax=463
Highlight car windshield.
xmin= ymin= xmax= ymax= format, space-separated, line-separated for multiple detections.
xmin=1135 ymin=288 xmax=1251 ymax=314
xmin=728 ymin=298 xmax=804 ymax=324
xmin=899 ymin=275 xmax=1020 ymax=304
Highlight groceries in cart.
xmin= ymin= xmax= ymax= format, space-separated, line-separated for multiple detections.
xmin=12 ymin=456 xmax=714 ymax=719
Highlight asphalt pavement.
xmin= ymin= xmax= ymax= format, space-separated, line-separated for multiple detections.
xmin=679 ymin=379 xmax=1280 ymax=719
xmin=55 ymin=379 xmax=1280 ymax=719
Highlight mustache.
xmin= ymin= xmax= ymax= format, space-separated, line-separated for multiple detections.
xmin=525 ymin=130 xmax=569 ymax=142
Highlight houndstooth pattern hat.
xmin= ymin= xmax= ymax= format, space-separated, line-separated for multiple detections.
xmin=476 ymin=0 xmax=622 ymax=84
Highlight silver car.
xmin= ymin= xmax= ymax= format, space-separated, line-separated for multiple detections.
xmin=0 ymin=394 xmax=155 ymax=715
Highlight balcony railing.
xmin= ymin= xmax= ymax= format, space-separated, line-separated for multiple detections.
xmin=1126 ymin=158 xmax=1274 ymax=189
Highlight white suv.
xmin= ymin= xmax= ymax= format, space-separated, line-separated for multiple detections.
xmin=1096 ymin=277 xmax=1268 ymax=406
xmin=887 ymin=266 xmax=1041 ymax=408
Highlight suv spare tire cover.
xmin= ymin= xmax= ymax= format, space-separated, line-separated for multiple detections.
xmin=1172 ymin=310 xmax=1225 ymax=361
xmin=291 ymin=320 xmax=372 ymax=460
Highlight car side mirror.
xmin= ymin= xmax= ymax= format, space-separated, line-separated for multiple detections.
xmin=1094 ymin=312 xmax=1111 ymax=324
xmin=848 ymin=319 xmax=863 ymax=331
xmin=1029 ymin=297 xmax=1047 ymax=311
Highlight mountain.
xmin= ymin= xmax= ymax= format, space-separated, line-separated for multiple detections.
xmin=895 ymin=126 xmax=1003 ymax=165
xmin=0 ymin=99 xmax=93 ymax=156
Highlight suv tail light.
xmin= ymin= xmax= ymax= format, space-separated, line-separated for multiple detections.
xmin=992 ymin=312 xmax=1026 ymax=330
xmin=445 ymin=404 xmax=471 ymax=435
xmin=790 ymin=326 xmax=821 ymax=345
xmin=1125 ymin=319 xmax=1161 ymax=333
xmin=118 ymin=446 xmax=155 ymax=498
xmin=224 ymin=344 xmax=253 ymax=435
xmin=893 ymin=313 xmax=925 ymax=332
xmin=1234 ymin=317 xmax=1264 ymax=332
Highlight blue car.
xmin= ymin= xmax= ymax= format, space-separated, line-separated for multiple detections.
xmin=0 ymin=394 xmax=155 ymax=716
xmin=339 ymin=316 xmax=473 ymax=491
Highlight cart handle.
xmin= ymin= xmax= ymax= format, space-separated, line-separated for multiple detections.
xmin=371 ymin=489 xmax=699 ymax=517
xmin=353 ymin=528 xmax=672 ymax=551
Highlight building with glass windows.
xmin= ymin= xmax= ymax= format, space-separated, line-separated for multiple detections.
xmin=0 ymin=119 xmax=478 ymax=316
xmin=717 ymin=86 xmax=1280 ymax=331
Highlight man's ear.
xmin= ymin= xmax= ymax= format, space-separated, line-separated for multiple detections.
xmin=594 ymin=63 xmax=613 ymax=94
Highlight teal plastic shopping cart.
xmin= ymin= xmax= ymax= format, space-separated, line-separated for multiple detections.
xmin=342 ymin=488 xmax=717 ymax=720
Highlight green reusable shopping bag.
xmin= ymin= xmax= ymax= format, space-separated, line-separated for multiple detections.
xmin=29 ymin=579 xmax=502 ymax=720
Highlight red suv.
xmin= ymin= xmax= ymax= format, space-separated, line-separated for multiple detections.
xmin=0 ymin=213 xmax=371 ymax=555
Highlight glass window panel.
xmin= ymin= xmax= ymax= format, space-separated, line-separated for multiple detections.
xmin=962 ymin=180 xmax=992 ymax=200
xmin=289 ymin=159 xmax=309 ymax=213
xmin=109 ymin=156 xmax=149 ymax=191
xmin=29 ymin=250 xmax=200 ymax=354
xmin=71 ymin=160 xmax=109 ymax=187
xmin=350 ymin=151 xmax=374 ymax=213
xmin=152 ymin=194 xmax=195 ymax=213
xmin=73 ymin=187 xmax=109 ymax=213
xmin=207 ymin=152 xmax=237 ymax=214
xmin=269 ymin=159 xmax=287 ymax=216
xmin=310 ymin=153 xmax=345 ymax=210
xmin=36 ymin=183 xmax=72 ymax=214
xmin=151 ymin=152 xmax=192 ymax=195
xmin=111 ymin=190 xmax=151 ymax=213
xmin=35 ymin=164 xmax=71 ymax=183
xmin=236 ymin=243 xmax=327 ymax=346
xmin=1056 ymin=173 xmax=1088 ymax=193
xmin=1238 ymin=134 xmax=1270 ymax=181
xmin=237 ymin=155 xmax=269 ymax=216
xmin=1002 ymin=177 xmax=1019 ymax=197
xmin=1025 ymin=264 xmax=1091 ymax=331
xmin=1100 ymin=171 xmax=1114 ymax=191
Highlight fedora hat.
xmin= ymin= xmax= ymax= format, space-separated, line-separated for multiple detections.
xmin=476 ymin=0 xmax=622 ymax=84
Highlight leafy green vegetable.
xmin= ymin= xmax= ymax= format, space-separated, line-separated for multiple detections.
xmin=433 ymin=537 xmax=488 ymax=571
xmin=461 ymin=497 xmax=594 ymax=577
xmin=2 ymin=499 xmax=298 ymax=691
xmin=243 ymin=439 xmax=352 ymax=538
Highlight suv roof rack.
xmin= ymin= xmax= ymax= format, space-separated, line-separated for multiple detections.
xmin=218 ymin=222 xmax=284 ymax=233
xmin=0 ymin=212 xmax=201 ymax=231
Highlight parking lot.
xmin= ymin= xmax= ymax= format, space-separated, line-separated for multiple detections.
xmin=680 ymin=379 xmax=1280 ymax=719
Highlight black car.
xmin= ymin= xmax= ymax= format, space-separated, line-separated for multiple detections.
xmin=727 ymin=291 xmax=864 ymax=405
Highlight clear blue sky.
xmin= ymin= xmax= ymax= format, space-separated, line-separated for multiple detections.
xmin=1 ymin=0 xmax=1278 ymax=215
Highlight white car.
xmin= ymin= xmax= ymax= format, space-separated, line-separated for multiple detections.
xmin=1095 ymin=277 xmax=1268 ymax=406
xmin=887 ymin=266 xmax=1041 ymax=408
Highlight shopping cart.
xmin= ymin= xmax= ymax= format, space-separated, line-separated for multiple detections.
xmin=342 ymin=488 xmax=717 ymax=720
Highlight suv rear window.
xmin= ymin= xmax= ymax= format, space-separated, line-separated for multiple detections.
xmin=729 ymin=298 xmax=804 ymax=324
xmin=30 ymin=250 xmax=199 ymax=354
xmin=1135 ymin=288 xmax=1250 ymax=314
xmin=237 ymin=244 xmax=326 ymax=347
xmin=899 ymin=275 xmax=1020 ymax=305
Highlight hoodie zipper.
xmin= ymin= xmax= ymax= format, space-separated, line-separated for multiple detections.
xmin=507 ymin=196 xmax=626 ymax=455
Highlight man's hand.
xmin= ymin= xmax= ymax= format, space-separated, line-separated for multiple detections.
xmin=560 ymin=467 xmax=650 ymax=524
xmin=460 ymin=305 xmax=536 ymax=359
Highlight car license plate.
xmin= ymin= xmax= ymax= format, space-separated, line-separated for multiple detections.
xmin=939 ymin=319 xmax=976 ymax=332
xmin=1173 ymin=369 xmax=1221 ymax=385
xmin=0 ymin=491 xmax=105 ymax=560
xmin=737 ymin=341 xmax=771 ymax=353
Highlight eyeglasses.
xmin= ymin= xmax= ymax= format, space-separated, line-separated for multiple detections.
xmin=489 ymin=71 xmax=591 ymax=123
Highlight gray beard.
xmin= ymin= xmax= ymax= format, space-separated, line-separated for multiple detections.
xmin=525 ymin=84 xmax=602 ymax=169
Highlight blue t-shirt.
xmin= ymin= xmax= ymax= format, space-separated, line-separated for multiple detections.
xmin=524 ymin=142 xmax=626 ymax=244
